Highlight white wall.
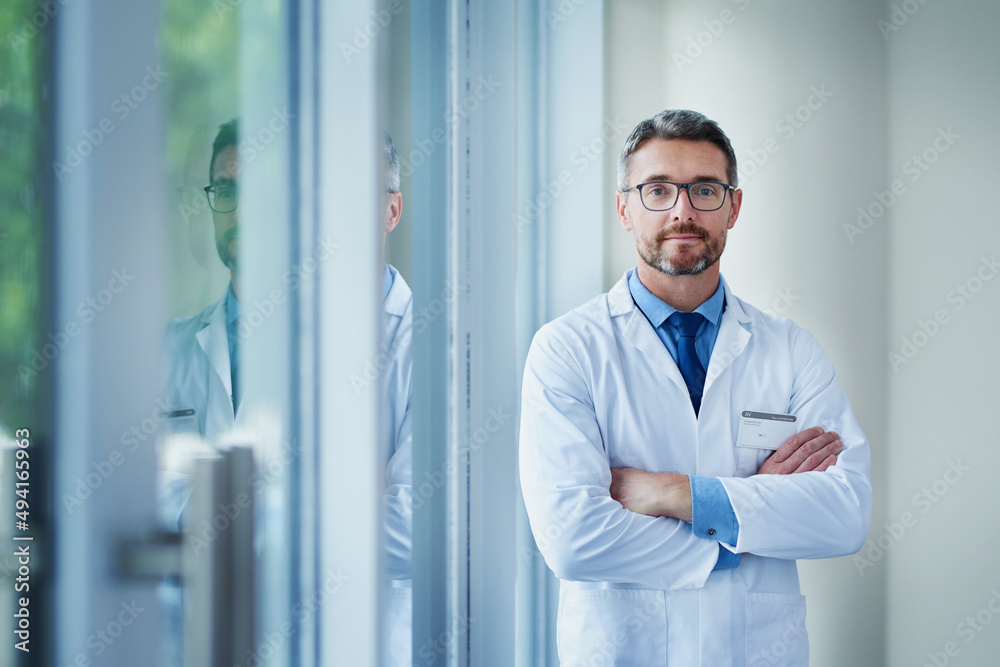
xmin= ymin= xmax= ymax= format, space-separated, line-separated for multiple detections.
xmin=885 ymin=1 xmax=1000 ymax=665
xmin=607 ymin=2 xmax=889 ymax=664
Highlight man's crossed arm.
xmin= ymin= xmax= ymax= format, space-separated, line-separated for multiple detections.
xmin=609 ymin=426 xmax=844 ymax=522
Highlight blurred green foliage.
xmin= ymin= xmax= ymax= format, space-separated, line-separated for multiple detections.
xmin=0 ymin=0 xmax=44 ymax=430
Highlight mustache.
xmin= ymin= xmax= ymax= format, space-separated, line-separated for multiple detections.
xmin=656 ymin=224 xmax=707 ymax=242
xmin=223 ymin=227 xmax=239 ymax=244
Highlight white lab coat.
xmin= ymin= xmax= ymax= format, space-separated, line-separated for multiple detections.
xmin=519 ymin=272 xmax=872 ymax=667
xmin=160 ymin=292 xmax=240 ymax=442
xmin=380 ymin=267 xmax=414 ymax=666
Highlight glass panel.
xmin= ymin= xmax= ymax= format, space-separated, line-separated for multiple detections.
xmin=382 ymin=5 xmax=414 ymax=664
xmin=0 ymin=2 xmax=50 ymax=665
xmin=157 ymin=1 xmax=240 ymax=664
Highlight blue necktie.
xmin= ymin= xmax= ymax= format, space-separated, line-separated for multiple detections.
xmin=668 ymin=312 xmax=706 ymax=415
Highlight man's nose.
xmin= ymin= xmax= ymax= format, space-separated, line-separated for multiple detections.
xmin=670 ymin=186 xmax=697 ymax=220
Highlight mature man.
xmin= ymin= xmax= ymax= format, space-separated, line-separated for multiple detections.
xmin=159 ymin=120 xmax=254 ymax=444
xmin=519 ymin=109 xmax=872 ymax=665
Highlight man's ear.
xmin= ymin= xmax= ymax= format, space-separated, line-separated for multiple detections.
xmin=727 ymin=188 xmax=742 ymax=230
xmin=616 ymin=190 xmax=633 ymax=232
xmin=384 ymin=191 xmax=402 ymax=234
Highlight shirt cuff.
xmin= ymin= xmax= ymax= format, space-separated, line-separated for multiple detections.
xmin=690 ymin=475 xmax=742 ymax=571
xmin=715 ymin=544 xmax=742 ymax=570
xmin=690 ymin=474 xmax=740 ymax=545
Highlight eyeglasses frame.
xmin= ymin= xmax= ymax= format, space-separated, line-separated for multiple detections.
xmin=621 ymin=180 xmax=736 ymax=212
xmin=204 ymin=181 xmax=239 ymax=214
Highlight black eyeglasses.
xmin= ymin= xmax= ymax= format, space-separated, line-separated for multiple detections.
xmin=204 ymin=180 xmax=239 ymax=213
xmin=622 ymin=181 xmax=735 ymax=212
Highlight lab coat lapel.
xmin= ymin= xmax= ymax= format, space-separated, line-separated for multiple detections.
xmin=609 ymin=275 xmax=689 ymax=394
xmin=195 ymin=296 xmax=235 ymax=422
xmin=703 ymin=276 xmax=752 ymax=397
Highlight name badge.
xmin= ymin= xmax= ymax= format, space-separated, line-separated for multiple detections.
xmin=736 ymin=410 xmax=797 ymax=450
xmin=165 ymin=407 xmax=198 ymax=433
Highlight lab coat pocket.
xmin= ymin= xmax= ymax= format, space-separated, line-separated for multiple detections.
xmin=558 ymin=588 xmax=667 ymax=666
xmin=745 ymin=592 xmax=808 ymax=666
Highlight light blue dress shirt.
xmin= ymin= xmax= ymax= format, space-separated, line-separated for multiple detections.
xmin=226 ymin=283 xmax=240 ymax=413
xmin=383 ymin=264 xmax=395 ymax=300
xmin=627 ymin=268 xmax=741 ymax=570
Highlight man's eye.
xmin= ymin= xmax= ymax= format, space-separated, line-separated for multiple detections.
xmin=219 ymin=187 xmax=237 ymax=197
xmin=648 ymin=186 xmax=667 ymax=196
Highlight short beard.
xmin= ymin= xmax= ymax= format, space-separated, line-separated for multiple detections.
xmin=637 ymin=223 xmax=725 ymax=276
xmin=216 ymin=228 xmax=238 ymax=273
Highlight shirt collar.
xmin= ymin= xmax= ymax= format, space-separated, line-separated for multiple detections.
xmin=226 ymin=282 xmax=239 ymax=326
xmin=383 ymin=264 xmax=394 ymax=301
xmin=627 ymin=267 xmax=726 ymax=329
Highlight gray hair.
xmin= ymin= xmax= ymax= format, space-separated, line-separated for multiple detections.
xmin=384 ymin=132 xmax=400 ymax=193
xmin=616 ymin=109 xmax=738 ymax=191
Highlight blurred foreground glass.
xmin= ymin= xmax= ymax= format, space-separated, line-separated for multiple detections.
xmin=156 ymin=1 xmax=240 ymax=663
xmin=0 ymin=1 xmax=50 ymax=665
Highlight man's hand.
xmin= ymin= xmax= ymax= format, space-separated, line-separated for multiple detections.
xmin=610 ymin=427 xmax=841 ymax=518
xmin=758 ymin=426 xmax=843 ymax=475
xmin=610 ymin=469 xmax=692 ymax=521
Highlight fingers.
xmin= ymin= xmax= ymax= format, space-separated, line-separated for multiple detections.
xmin=768 ymin=426 xmax=825 ymax=465
xmin=783 ymin=430 xmax=839 ymax=472
xmin=760 ymin=427 xmax=846 ymax=475
xmin=793 ymin=437 xmax=844 ymax=473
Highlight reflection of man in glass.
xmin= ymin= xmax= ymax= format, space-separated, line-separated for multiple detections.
xmin=380 ymin=133 xmax=415 ymax=667
xmin=161 ymin=119 xmax=243 ymax=440
xmin=156 ymin=118 xmax=242 ymax=667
